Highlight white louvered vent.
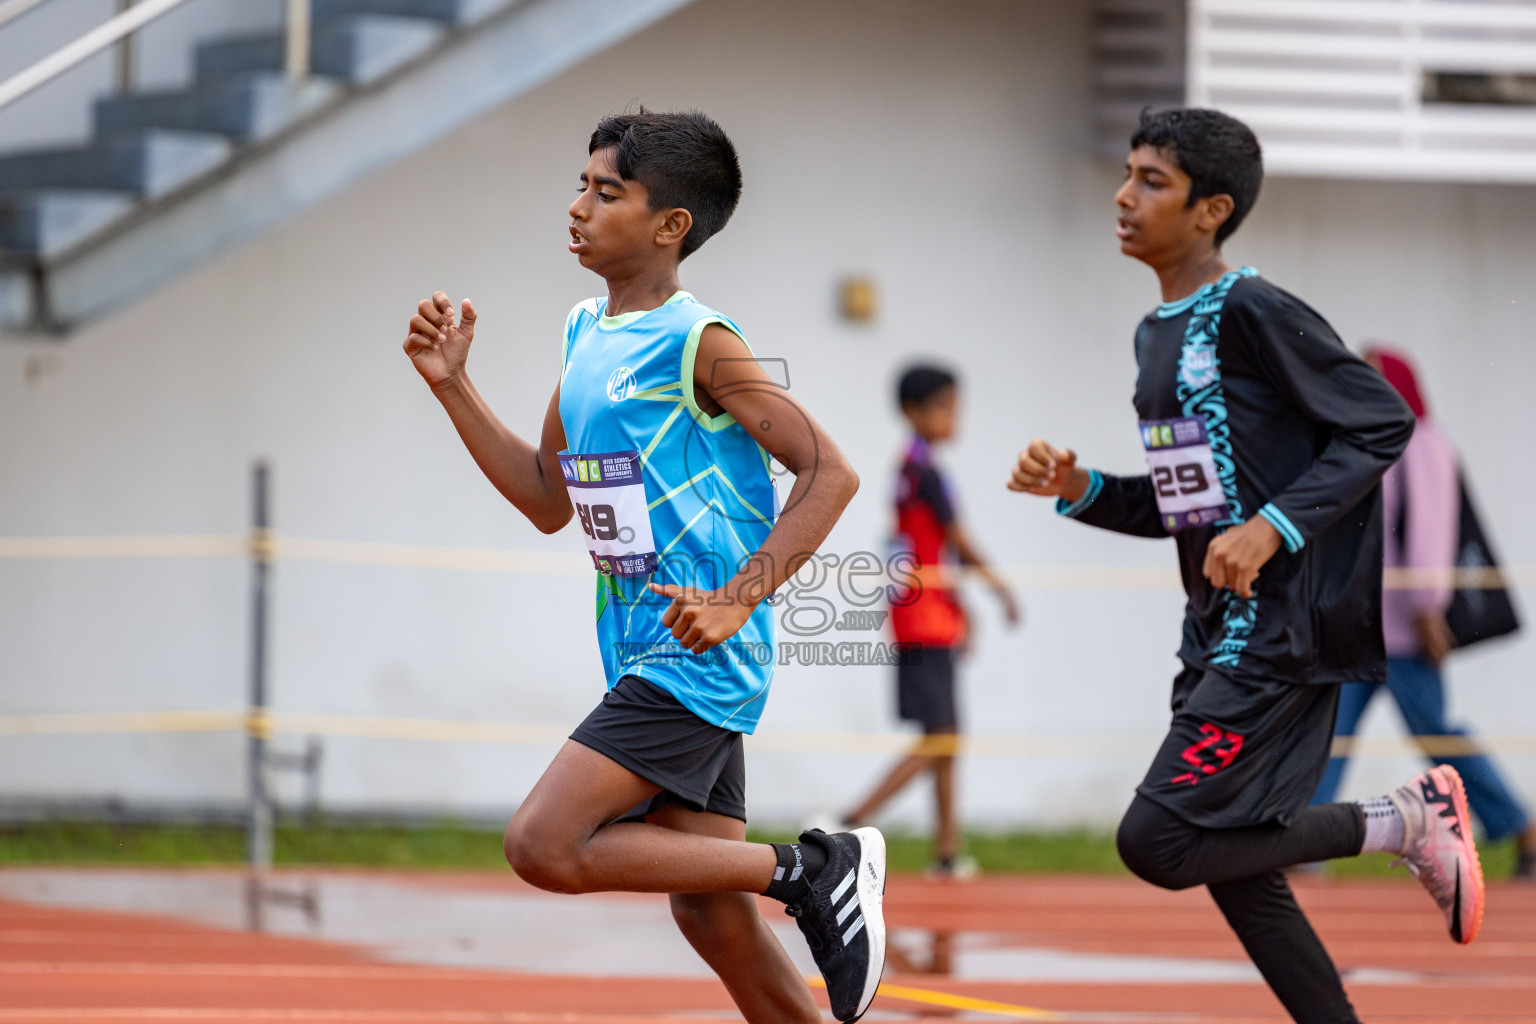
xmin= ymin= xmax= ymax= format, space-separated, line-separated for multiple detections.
xmin=1094 ymin=0 xmax=1188 ymax=158
xmin=1189 ymin=0 xmax=1536 ymax=183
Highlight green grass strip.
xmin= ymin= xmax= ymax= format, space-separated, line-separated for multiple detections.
xmin=0 ymin=821 xmax=1521 ymax=879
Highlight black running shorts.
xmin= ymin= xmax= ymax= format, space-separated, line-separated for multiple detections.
xmin=1136 ymin=667 xmax=1341 ymax=829
xmin=897 ymin=646 xmax=958 ymax=734
xmin=570 ymin=674 xmax=747 ymax=822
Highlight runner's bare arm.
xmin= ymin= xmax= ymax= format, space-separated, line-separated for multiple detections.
xmin=404 ymin=292 xmax=573 ymax=533
xmin=945 ymin=522 xmax=1020 ymax=625
xmin=650 ymin=322 xmax=859 ymax=653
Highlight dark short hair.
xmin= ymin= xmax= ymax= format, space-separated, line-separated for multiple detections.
xmin=589 ymin=109 xmax=742 ymax=260
xmin=1130 ymin=108 xmax=1263 ymax=245
xmin=897 ymin=364 xmax=957 ymax=409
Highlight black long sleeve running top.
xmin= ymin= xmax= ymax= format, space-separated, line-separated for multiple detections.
xmin=1059 ymin=268 xmax=1414 ymax=685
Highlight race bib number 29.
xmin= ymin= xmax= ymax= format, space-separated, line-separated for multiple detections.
xmin=1140 ymin=416 xmax=1227 ymax=532
xmin=559 ymin=450 xmax=658 ymax=576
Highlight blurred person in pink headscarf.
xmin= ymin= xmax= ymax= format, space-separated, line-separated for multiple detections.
xmin=1311 ymin=345 xmax=1533 ymax=878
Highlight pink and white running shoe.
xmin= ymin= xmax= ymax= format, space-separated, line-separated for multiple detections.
xmin=1389 ymin=765 xmax=1485 ymax=944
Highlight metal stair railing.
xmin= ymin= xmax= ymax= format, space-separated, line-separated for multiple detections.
xmin=0 ymin=0 xmax=311 ymax=111
xmin=0 ymin=0 xmax=697 ymax=333
xmin=284 ymin=0 xmax=309 ymax=86
xmin=0 ymin=0 xmax=54 ymax=31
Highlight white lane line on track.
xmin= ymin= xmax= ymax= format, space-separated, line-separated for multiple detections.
xmin=0 ymin=962 xmax=505 ymax=980
xmin=0 ymin=1012 xmax=735 ymax=1023
xmin=0 ymin=930 xmax=283 ymax=947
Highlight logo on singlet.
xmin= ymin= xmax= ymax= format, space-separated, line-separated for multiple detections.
xmin=606 ymin=367 xmax=638 ymax=402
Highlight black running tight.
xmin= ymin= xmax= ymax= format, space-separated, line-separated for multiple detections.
xmin=1117 ymin=795 xmax=1366 ymax=1024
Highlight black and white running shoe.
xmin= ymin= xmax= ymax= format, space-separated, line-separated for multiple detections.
xmin=786 ymin=827 xmax=887 ymax=1022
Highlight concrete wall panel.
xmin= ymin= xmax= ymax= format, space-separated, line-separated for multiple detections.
xmin=2 ymin=0 xmax=1532 ymax=829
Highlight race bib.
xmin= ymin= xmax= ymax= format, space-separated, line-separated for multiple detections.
xmin=1140 ymin=416 xmax=1227 ymax=532
xmin=559 ymin=450 xmax=658 ymax=576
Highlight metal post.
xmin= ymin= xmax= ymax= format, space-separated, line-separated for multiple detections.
xmin=246 ymin=461 xmax=274 ymax=873
xmin=114 ymin=0 xmax=133 ymax=93
xmin=302 ymin=737 xmax=322 ymax=825
xmin=284 ymin=0 xmax=310 ymax=84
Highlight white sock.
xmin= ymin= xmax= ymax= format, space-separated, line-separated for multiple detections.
xmin=1358 ymin=795 xmax=1405 ymax=855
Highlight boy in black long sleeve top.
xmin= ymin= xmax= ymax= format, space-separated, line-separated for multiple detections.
xmin=1009 ymin=109 xmax=1485 ymax=1024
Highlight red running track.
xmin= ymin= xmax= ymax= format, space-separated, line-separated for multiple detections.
xmin=0 ymin=869 xmax=1531 ymax=1023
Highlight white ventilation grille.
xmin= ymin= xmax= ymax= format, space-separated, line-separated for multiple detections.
xmin=1188 ymin=0 xmax=1536 ymax=183
xmin=1094 ymin=0 xmax=1188 ymax=158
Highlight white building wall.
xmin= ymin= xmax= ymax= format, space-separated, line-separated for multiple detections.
xmin=1 ymin=0 xmax=1532 ymax=829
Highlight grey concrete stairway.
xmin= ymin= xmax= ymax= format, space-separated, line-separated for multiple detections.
xmin=0 ymin=0 xmax=695 ymax=334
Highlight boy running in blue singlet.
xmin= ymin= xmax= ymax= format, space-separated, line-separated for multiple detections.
xmin=403 ymin=110 xmax=886 ymax=1023
xmin=1009 ymin=108 xmax=1484 ymax=1024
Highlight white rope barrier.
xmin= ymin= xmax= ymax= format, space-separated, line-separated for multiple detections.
xmin=0 ymin=535 xmax=246 ymax=559
xmin=0 ymin=709 xmax=1531 ymax=758
xmin=0 ymin=711 xmax=243 ymax=735
xmin=0 ymin=534 xmax=1530 ymax=590
xmin=1 ymin=534 xmax=1530 ymax=760
xmin=273 ymin=537 xmax=587 ymax=577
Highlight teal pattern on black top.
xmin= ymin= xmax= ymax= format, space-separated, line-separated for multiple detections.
xmin=1173 ymin=266 xmax=1258 ymax=668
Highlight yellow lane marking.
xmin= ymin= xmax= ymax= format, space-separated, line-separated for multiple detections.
xmin=876 ymin=982 xmax=1064 ymax=1020
xmin=809 ymin=977 xmax=1061 ymax=1021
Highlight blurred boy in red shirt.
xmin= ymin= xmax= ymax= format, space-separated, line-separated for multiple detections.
xmin=840 ymin=365 xmax=1019 ymax=875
